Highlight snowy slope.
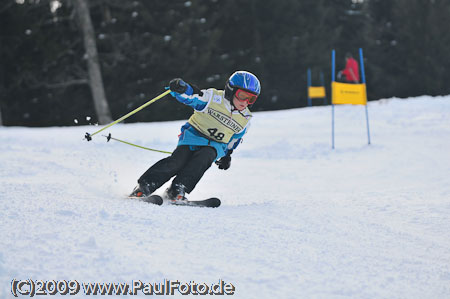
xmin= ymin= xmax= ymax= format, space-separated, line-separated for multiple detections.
xmin=1 ymin=96 xmax=450 ymax=298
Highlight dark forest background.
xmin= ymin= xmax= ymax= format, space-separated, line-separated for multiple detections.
xmin=1 ymin=0 xmax=449 ymax=127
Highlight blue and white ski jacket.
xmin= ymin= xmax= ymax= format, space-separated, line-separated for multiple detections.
xmin=170 ymin=85 xmax=252 ymax=160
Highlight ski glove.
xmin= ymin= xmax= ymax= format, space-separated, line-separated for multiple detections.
xmin=215 ymin=151 xmax=232 ymax=170
xmin=169 ymin=78 xmax=188 ymax=94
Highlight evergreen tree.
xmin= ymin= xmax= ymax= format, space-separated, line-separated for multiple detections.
xmin=364 ymin=0 xmax=450 ymax=98
xmin=0 ymin=0 xmax=97 ymax=126
xmin=3 ymin=0 xmax=449 ymax=126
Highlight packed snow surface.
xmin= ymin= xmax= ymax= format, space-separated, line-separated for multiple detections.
xmin=1 ymin=96 xmax=450 ymax=298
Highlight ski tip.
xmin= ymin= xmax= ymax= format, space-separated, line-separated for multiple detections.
xmin=208 ymin=197 xmax=221 ymax=208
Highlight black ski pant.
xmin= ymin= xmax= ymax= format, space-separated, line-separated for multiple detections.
xmin=138 ymin=145 xmax=217 ymax=194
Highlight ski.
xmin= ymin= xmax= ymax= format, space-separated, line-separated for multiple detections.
xmin=167 ymin=197 xmax=221 ymax=208
xmin=129 ymin=194 xmax=220 ymax=208
xmin=129 ymin=194 xmax=164 ymax=206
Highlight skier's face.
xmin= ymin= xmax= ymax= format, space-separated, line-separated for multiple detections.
xmin=232 ymin=89 xmax=257 ymax=110
xmin=235 ymin=89 xmax=258 ymax=104
xmin=233 ymin=95 xmax=249 ymax=111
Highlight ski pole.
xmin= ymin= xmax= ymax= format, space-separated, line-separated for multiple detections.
xmin=103 ymin=134 xmax=172 ymax=154
xmin=85 ymin=89 xmax=172 ymax=141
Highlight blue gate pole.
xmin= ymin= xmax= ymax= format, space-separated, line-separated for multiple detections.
xmin=359 ymin=48 xmax=371 ymax=145
xmin=331 ymin=49 xmax=336 ymax=149
xmin=307 ymin=68 xmax=312 ymax=107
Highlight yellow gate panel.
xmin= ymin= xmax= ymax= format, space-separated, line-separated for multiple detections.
xmin=308 ymin=86 xmax=326 ymax=99
xmin=332 ymin=82 xmax=367 ymax=105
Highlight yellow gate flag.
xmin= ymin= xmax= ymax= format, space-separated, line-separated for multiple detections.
xmin=332 ymin=82 xmax=367 ymax=105
xmin=308 ymin=86 xmax=326 ymax=99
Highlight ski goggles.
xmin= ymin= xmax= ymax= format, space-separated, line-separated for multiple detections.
xmin=234 ymin=89 xmax=258 ymax=105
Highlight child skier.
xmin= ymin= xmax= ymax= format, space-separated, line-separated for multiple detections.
xmin=130 ymin=71 xmax=261 ymax=201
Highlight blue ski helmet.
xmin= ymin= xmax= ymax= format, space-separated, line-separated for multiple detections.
xmin=224 ymin=71 xmax=261 ymax=102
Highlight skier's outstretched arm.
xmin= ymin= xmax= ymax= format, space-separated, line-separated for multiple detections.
xmin=169 ymin=78 xmax=208 ymax=111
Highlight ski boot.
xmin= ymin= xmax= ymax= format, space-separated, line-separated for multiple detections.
xmin=129 ymin=181 xmax=156 ymax=198
xmin=164 ymin=183 xmax=187 ymax=201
